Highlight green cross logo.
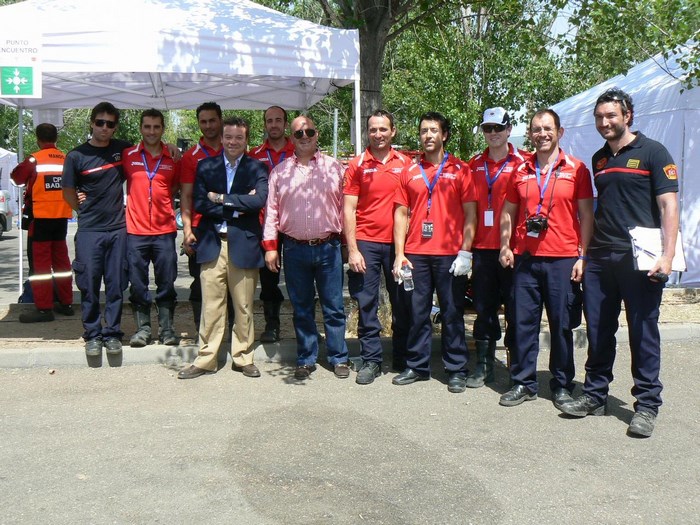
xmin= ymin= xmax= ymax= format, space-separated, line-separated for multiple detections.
xmin=1 ymin=67 xmax=34 ymax=96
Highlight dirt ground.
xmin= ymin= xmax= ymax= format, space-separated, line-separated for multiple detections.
xmin=0 ymin=288 xmax=698 ymax=349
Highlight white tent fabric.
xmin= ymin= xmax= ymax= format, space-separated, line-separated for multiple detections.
xmin=552 ymin=48 xmax=700 ymax=286
xmin=0 ymin=0 xmax=360 ymax=112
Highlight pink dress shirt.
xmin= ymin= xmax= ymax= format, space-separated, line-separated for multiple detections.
xmin=262 ymin=150 xmax=345 ymax=251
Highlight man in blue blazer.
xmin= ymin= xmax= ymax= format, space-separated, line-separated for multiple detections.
xmin=178 ymin=117 xmax=269 ymax=379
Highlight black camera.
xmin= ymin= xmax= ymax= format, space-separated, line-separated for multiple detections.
xmin=525 ymin=214 xmax=548 ymax=233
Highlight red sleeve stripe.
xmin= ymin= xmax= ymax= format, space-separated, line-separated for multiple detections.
xmin=80 ymin=161 xmax=123 ymax=175
xmin=595 ymin=167 xmax=650 ymax=177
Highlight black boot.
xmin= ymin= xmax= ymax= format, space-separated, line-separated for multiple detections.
xmin=129 ymin=303 xmax=152 ymax=347
xmin=466 ymin=340 xmax=495 ymax=388
xmin=157 ymin=302 xmax=178 ymax=346
xmin=260 ymin=302 xmax=281 ymax=343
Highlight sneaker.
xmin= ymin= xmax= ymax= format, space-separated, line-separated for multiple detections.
xmin=19 ymin=309 xmax=55 ymax=323
xmin=356 ymin=361 xmax=381 ymax=385
xmin=53 ymin=304 xmax=75 ymax=316
xmin=628 ymin=411 xmax=656 ymax=437
xmin=85 ymin=338 xmax=103 ymax=357
xmin=557 ymin=393 xmax=606 ymax=417
xmin=104 ymin=337 xmax=123 ymax=355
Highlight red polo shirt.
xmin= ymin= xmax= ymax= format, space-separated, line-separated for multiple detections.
xmin=344 ymin=147 xmax=411 ymax=243
xmin=180 ymin=138 xmax=222 ymax=228
xmin=249 ymin=138 xmax=296 ymax=170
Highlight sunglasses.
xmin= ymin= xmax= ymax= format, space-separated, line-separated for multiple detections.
xmin=94 ymin=119 xmax=117 ymax=129
xmin=293 ymin=128 xmax=317 ymax=139
xmin=482 ymin=124 xmax=506 ymax=133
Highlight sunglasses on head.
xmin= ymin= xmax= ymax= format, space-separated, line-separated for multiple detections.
xmin=293 ymin=128 xmax=316 ymax=139
xmin=94 ymin=119 xmax=117 ymax=129
xmin=482 ymin=124 xmax=506 ymax=133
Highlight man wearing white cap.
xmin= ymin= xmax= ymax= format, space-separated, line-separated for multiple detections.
xmin=465 ymin=108 xmax=529 ymax=387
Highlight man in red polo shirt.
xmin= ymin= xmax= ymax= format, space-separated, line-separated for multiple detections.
xmin=180 ymin=102 xmax=224 ymax=336
xmin=498 ymin=109 xmax=594 ymax=408
xmin=249 ymin=105 xmax=296 ymax=343
xmin=344 ymin=109 xmax=412 ymax=384
xmin=123 ymin=109 xmax=180 ymax=347
xmin=392 ymin=111 xmax=477 ymax=393
xmin=465 ymin=107 xmax=529 ymax=387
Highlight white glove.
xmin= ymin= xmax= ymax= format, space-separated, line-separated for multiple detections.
xmin=449 ymin=250 xmax=472 ymax=276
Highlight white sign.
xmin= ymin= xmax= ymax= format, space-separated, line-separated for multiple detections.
xmin=0 ymin=34 xmax=42 ymax=98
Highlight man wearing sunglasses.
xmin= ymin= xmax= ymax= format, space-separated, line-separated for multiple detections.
xmin=263 ymin=116 xmax=350 ymax=380
xmin=343 ymin=109 xmax=412 ymax=384
xmin=558 ymin=88 xmax=679 ymax=437
xmin=62 ymin=102 xmax=132 ymax=358
xmin=249 ymin=106 xmax=296 ymax=344
xmin=465 ymin=108 xmax=529 ymax=388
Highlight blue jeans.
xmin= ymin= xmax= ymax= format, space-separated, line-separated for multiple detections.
xmin=283 ymin=237 xmax=348 ymax=366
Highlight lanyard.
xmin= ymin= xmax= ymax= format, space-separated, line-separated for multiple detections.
xmin=534 ymin=158 xmax=555 ymax=215
xmin=141 ymin=151 xmax=163 ymax=206
xmin=484 ymin=154 xmax=511 ymax=209
xmin=266 ymin=150 xmax=286 ymax=168
xmin=419 ymin=153 xmax=449 ymax=216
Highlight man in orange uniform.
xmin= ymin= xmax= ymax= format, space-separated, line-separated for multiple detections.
xmin=122 ymin=109 xmax=180 ymax=346
xmin=11 ymin=123 xmax=74 ymax=323
xmin=249 ymin=105 xmax=295 ymax=343
xmin=465 ymin=107 xmax=529 ymax=387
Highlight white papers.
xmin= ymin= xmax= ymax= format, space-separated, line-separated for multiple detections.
xmin=629 ymin=226 xmax=686 ymax=271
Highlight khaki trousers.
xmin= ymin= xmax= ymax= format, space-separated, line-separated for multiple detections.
xmin=193 ymin=239 xmax=258 ymax=371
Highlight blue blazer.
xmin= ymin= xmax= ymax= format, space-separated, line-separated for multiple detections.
xmin=193 ymin=153 xmax=269 ymax=269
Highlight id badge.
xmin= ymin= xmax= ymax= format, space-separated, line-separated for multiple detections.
xmin=527 ymin=230 xmax=540 ymax=239
xmin=484 ymin=209 xmax=494 ymax=227
xmin=422 ymin=221 xmax=434 ymax=238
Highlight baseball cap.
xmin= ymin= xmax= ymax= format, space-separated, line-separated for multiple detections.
xmin=481 ymin=107 xmax=510 ymax=126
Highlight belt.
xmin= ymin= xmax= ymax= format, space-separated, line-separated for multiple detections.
xmin=218 ymin=232 xmax=227 ymax=240
xmin=286 ymin=233 xmax=341 ymax=246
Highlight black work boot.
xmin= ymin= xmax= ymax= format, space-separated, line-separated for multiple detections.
xmin=129 ymin=303 xmax=152 ymax=347
xmin=466 ymin=340 xmax=496 ymax=388
xmin=156 ymin=302 xmax=178 ymax=346
xmin=260 ymin=301 xmax=281 ymax=343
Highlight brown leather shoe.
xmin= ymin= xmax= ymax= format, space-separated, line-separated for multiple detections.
xmin=177 ymin=365 xmax=213 ymax=380
xmin=294 ymin=365 xmax=316 ymax=380
xmin=334 ymin=363 xmax=350 ymax=379
xmin=233 ymin=364 xmax=261 ymax=378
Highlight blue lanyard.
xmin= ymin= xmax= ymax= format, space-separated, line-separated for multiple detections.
xmin=534 ymin=158 xmax=555 ymax=215
xmin=419 ymin=153 xmax=449 ymax=216
xmin=266 ymin=150 xmax=286 ymax=168
xmin=141 ymin=151 xmax=163 ymax=207
xmin=484 ymin=154 xmax=511 ymax=209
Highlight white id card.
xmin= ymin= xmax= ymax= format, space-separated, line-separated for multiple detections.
xmin=484 ymin=209 xmax=494 ymax=227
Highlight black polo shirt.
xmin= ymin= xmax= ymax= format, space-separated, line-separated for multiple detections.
xmin=589 ymin=132 xmax=678 ymax=252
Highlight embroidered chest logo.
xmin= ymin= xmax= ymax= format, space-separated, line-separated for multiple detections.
xmin=626 ymin=159 xmax=640 ymax=169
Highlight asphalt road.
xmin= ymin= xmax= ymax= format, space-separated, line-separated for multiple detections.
xmin=1 ymin=337 xmax=699 ymax=525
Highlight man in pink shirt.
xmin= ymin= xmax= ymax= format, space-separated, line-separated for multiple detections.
xmin=263 ymin=115 xmax=350 ymax=380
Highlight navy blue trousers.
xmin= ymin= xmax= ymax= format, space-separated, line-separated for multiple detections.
xmin=510 ymin=255 xmax=582 ymax=393
xmin=72 ymin=228 xmax=127 ymax=341
xmin=582 ymin=250 xmax=664 ymax=414
xmin=405 ymin=254 xmax=468 ymax=375
xmin=127 ymin=232 xmax=178 ymax=306
xmin=471 ymin=248 xmax=514 ymax=346
xmin=347 ymin=240 xmax=409 ymax=364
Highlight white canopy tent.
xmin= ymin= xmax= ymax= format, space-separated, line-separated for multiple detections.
xmin=552 ymin=48 xmax=700 ymax=286
xmin=0 ymin=0 xmax=360 ymax=112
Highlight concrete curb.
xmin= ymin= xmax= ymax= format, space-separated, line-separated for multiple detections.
xmin=1 ymin=324 xmax=698 ymax=369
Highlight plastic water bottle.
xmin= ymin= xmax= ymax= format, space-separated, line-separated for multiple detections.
xmin=402 ymin=264 xmax=414 ymax=291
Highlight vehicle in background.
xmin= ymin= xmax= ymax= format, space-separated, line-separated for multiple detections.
xmin=0 ymin=189 xmax=14 ymax=237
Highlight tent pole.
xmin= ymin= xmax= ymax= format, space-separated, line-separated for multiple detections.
xmin=354 ymin=79 xmax=361 ymax=155
xmin=333 ymin=108 xmax=338 ymax=158
xmin=17 ymin=103 xmax=25 ymax=298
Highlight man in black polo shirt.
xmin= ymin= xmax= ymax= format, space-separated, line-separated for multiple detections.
xmin=62 ymin=102 xmax=131 ymax=358
xmin=558 ymin=88 xmax=679 ymax=437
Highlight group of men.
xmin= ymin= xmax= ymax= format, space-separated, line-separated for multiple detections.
xmin=13 ymin=87 xmax=678 ymax=437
